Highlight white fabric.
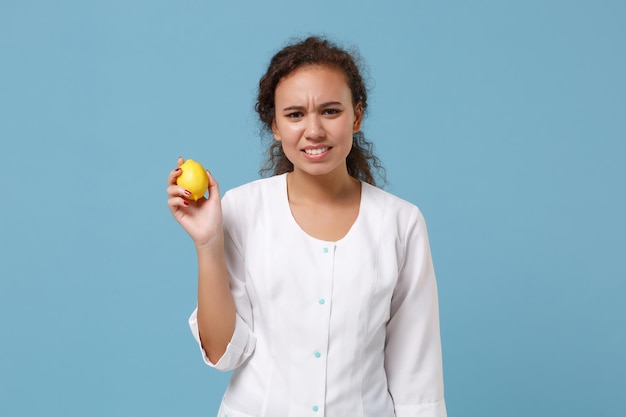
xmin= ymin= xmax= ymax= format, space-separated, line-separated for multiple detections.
xmin=189 ymin=173 xmax=447 ymax=417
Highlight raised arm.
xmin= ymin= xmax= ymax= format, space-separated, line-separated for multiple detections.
xmin=167 ymin=157 xmax=235 ymax=363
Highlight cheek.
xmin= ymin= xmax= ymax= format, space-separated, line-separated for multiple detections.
xmin=337 ymin=120 xmax=356 ymax=136
xmin=277 ymin=122 xmax=302 ymax=138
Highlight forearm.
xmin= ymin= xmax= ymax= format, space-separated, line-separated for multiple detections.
xmin=195 ymin=236 xmax=236 ymax=364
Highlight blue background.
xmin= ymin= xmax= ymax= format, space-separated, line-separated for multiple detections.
xmin=1 ymin=1 xmax=624 ymax=416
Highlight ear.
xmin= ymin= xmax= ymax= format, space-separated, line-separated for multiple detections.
xmin=353 ymin=102 xmax=363 ymax=133
xmin=272 ymin=119 xmax=281 ymax=141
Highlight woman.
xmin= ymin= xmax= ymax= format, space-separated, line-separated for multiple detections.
xmin=167 ymin=36 xmax=447 ymax=417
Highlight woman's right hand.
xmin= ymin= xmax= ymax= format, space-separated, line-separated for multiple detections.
xmin=166 ymin=157 xmax=223 ymax=247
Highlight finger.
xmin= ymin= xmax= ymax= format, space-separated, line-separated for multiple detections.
xmin=167 ymin=166 xmax=183 ymax=185
xmin=206 ymin=170 xmax=220 ymax=198
xmin=167 ymin=196 xmax=191 ymax=210
xmin=166 ymin=184 xmax=192 ymax=199
xmin=167 ymin=156 xmax=186 ymax=185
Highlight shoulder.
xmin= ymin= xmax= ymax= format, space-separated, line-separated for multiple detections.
xmin=362 ymin=182 xmax=424 ymax=225
xmin=360 ymin=184 xmax=432 ymax=269
xmin=223 ymin=174 xmax=286 ymax=205
xmin=221 ymin=174 xmax=286 ymax=228
xmin=361 ymin=183 xmax=431 ymax=253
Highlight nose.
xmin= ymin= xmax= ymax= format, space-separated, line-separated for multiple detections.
xmin=304 ymin=115 xmax=325 ymax=140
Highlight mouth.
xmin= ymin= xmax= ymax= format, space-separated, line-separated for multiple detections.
xmin=303 ymin=147 xmax=330 ymax=155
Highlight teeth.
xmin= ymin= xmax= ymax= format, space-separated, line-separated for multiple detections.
xmin=305 ymin=147 xmax=329 ymax=155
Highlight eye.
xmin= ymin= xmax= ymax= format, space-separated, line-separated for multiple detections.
xmin=286 ymin=111 xmax=303 ymax=119
xmin=322 ymin=108 xmax=341 ymax=116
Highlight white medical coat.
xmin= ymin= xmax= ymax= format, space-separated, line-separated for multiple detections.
xmin=189 ymin=173 xmax=447 ymax=417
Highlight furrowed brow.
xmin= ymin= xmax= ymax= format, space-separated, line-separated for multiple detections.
xmin=281 ymin=105 xmax=305 ymax=112
xmin=281 ymin=101 xmax=344 ymax=112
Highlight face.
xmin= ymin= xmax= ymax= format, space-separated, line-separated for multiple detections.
xmin=272 ymin=65 xmax=362 ymax=179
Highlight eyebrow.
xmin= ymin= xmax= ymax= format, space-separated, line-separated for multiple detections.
xmin=281 ymin=101 xmax=344 ymax=112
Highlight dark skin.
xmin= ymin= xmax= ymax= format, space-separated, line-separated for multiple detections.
xmin=167 ymin=66 xmax=363 ymax=362
xmin=272 ymin=66 xmax=364 ymax=241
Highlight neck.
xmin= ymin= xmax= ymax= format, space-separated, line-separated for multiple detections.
xmin=287 ymin=168 xmax=359 ymax=205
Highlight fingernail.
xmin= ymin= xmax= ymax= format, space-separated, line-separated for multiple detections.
xmin=183 ymin=201 xmax=189 ymax=206
xmin=175 ymin=168 xmax=181 ymax=172
xmin=184 ymin=190 xmax=191 ymax=196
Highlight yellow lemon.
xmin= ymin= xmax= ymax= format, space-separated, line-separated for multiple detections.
xmin=176 ymin=159 xmax=209 ymax=201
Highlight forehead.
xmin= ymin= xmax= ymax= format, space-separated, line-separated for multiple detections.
xmin=275 ymin=65 xmax=351 ymax=101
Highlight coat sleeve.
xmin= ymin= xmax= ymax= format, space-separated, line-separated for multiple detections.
xmin=188 ymin=190 xmax=257 ymax=371
xmin=384 ymin=207 xmax=447 ymax=417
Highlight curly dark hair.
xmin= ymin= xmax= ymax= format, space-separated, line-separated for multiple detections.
xmin=256 ymin=36 xmax=386 ymax=186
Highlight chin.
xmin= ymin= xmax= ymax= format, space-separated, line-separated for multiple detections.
xmin=294 ymin=164 xmax=346 ymax=178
